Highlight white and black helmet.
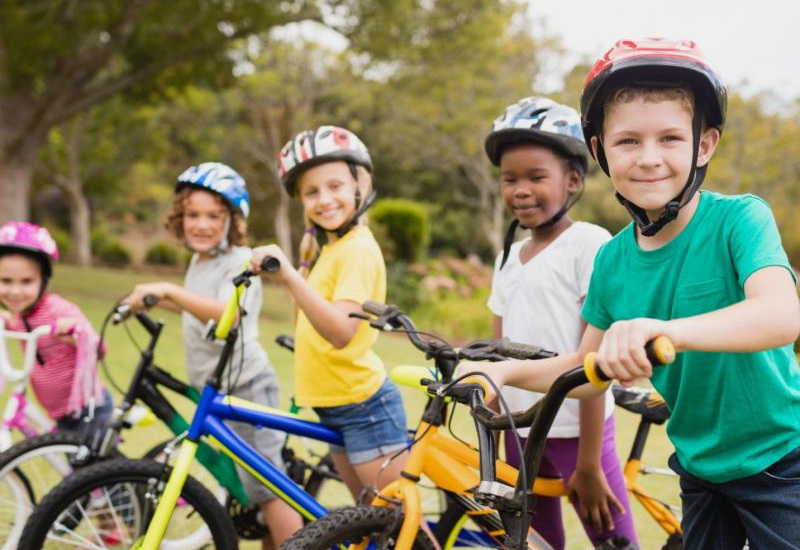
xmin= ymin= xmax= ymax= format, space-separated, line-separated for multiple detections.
xmin=278 ymin=126 xmax=373 ymax=196
xmin=484 ymin=96 xmax=589 ymax=171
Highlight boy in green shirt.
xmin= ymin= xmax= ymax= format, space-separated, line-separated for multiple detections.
xmin=462 ymin=38 xmax=800 ymax=549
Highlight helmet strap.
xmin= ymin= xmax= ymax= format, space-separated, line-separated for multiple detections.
xmin=499 ymin=219 xmax=522 ymax=270
xmin=206 ymin=214 xmax=231 ymax=257
xmin=535 ymin=181 xmax=585 ymax=230
xmin=335 ymin=188 xmax=377 ymax=239
xmin=334 ymin=162 xmax=377 ymax=238
xmin=614 ymin=109 xmax=706 ymax=237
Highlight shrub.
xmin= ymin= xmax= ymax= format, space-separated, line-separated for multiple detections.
xmin=91 ymin=230 xmax=131 ymax=267
xmin=46 ymin=225 xmax=72 ymax=259
xmin=145 ymin=242 xmax=180 ymax=266
xmin=370 ymin=199 xmax=430 ymax=263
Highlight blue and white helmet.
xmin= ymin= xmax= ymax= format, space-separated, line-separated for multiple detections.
xmin=176 ymin=162 xmax=250 ymax=219
xmin=484 ymin=96 xmax=589 ymax=171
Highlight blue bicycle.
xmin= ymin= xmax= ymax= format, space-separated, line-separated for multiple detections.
xmin=19 ymin=259 xmax=349 ymax=549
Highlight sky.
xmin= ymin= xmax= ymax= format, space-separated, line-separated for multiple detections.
xmin=527 ymin=0 xmax=800 ymax=103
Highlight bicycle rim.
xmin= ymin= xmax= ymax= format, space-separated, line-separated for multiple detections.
xmin=19 ymin=458 xmax=237 ymax=550
xmin=0 ymin=440 xmax=80 ymax=550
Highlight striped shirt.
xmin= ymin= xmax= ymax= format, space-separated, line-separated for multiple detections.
xmin=8 ymin=293 xmax=106 ymax=420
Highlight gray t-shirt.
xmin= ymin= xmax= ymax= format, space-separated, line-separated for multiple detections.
xmin=183 ymin=246 xmax=273 ymax=391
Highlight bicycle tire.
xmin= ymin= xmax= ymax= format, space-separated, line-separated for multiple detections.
xmin=280 ymin=505 xmax=437 ymax=550
xmin=18 ymin=457 xmax=238 ymax=550
xmin=0 ymin=431 xmax=121 ymax=550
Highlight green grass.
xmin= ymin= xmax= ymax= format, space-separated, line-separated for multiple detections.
xmin=9 ymin=263 xmax=678 ymax=549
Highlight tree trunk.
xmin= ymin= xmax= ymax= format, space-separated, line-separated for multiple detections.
xmin=0 ymin=149 xmax=37 ymax=222
xmin=59 ymin=181 xmax=92 ymax=265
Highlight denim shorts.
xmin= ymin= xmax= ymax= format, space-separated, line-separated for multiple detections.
xmin=314 ymin=378 xmax=408 ymax=465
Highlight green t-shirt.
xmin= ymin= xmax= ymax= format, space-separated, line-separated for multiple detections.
xmin=582 ymin=191 xmax=800 ymax=483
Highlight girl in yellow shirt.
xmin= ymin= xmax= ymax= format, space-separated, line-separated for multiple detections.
xmin=250 ymin=126 xmax=407 ymax=500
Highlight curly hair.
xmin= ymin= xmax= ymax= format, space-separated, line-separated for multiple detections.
xmin=165 ymin=187 xmax=247 ymax=247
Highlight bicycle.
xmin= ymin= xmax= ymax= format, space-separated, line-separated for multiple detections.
xmin=612 ymin=385 xmax=682 ymax=550
xmin=17 ymin=258 xmax=369 ymax=549
xmin=0 ymin=316 xmax=107 ymax=549
xmin=279 ymin=301 xmax=676 ymax=550
xmin=2 ymin=296 xmax=335 ymax=549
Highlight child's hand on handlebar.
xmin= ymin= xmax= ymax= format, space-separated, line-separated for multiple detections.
xmin=51 ymin=317 xmax=80 ymax=341
xmin=249 ymin=245 xmax=291 ymax=279
xmin=122 ymin=283 xmax=172 ymax=311
xmin=595 ymin=318 xmax=676 ymax=387
xmin=454 ymin=361 xmax=511 ymax=404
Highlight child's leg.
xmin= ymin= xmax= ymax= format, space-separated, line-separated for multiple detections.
xmin=585 ymin=417 xmax=638 ymax=546
xmin=670 ymin=448 xmax=800 ymax=550
xmin=228 ymin=374 xmax=303 ymax=547
xmin=329 ymin=450 xmax=363 ymax=499
xmin=504 ymin=431 xmax=566 ymax=550
xmin=534 ymin=418 xmax=638 ymax=547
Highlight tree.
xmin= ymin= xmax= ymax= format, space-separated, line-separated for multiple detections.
xmin=345 ymin=0 xmax=552 ymax=256
xmin=0 ymin=0 xmax=314 ymax=222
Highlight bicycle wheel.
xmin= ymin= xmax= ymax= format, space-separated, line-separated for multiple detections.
xmin=18 ymin=457 xmax=238 ymax=550
xmin=280 ymin=505 xmax=437 ymax=550
xmin=0 ymin=431 xmax=118 ymax=550
xmin=433 ymin=492 xmax=503 ymax=549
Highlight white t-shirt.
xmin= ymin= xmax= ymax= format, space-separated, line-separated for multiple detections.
xmin=487 ymin=221 xmax=613 ymax=438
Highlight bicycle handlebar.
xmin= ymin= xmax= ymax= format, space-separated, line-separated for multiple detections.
xmin=429 ymin=337 xmax=676 ymax=430
xmin=112 ymin=294 xmax=160 ymax=325
xmin=0 ymin=319 xmax=52 ymax=383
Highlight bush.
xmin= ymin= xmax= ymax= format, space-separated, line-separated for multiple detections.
xmin=91 ymin=230 xmax=131 ymax=267
xmin=370 ymin=199 xmax=430 ymax=263
xmin=144 ymin=242 xmax=180 ymax=266
xmin=46 ymin=225 xmax=72 ymax=259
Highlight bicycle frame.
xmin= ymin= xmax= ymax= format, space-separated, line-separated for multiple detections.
xmin=368 ymin=363 xmax=563 ymax=550
xmin=0 ymin=321 xmax=55 ymax=450
xmin=615 ymin=386 xmax=682 ymax=537
xmin=139 ymin=267 xmax=346 ymax=549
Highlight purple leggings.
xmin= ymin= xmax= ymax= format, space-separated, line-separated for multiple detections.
xmin=504 ymin=416 xmax=638 ymax=550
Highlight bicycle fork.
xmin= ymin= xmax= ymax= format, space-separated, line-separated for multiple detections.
xmin=137 ymin=438 xmax=199 ymax=550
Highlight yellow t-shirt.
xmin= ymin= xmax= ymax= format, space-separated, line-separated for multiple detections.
xmin=294 ymin=225 xmax=387 ymax=407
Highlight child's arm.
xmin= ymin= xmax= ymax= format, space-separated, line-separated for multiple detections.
xmin=123 ymin=282 xmax=226 ymax=324
xmin=250 ymin=245 xmax=361 ymax=349
xmin=456 ymin=324 xmax=607 ymax=401
xmin=596 ymin=265 xmax=800 ymax=385
xmin=570 ymin=396 xmax=623 ymax=532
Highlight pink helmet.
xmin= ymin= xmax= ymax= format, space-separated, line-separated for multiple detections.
xmin=0 ymin=222 xmax=59 ymax=278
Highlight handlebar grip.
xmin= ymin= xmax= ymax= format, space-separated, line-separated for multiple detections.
xmin=261 ymin=256 xmax=281 ymax=273
xmin=496 ymin=339 xmax=557 ymax=360
xmin=584 ymin=336 xmax=676 ymax=389
xmin=275 ymin=334 xmax=295 ymax=352
xmin=362 ymin=300 xmax=391 ymax=317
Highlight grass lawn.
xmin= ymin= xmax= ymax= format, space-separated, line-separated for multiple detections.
xmin=7 ymin=263 xmax=679 ymax=549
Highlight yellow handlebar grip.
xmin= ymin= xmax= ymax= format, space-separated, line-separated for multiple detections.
xmin=461 ymin=376 xmax=491 ymax=398
xmin=649 ymin=336 xmax=676 ymax=366
xmin=583 ymin=352 xmax=611 ymax=389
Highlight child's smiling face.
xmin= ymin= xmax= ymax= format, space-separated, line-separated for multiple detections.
xmin=297 ymin=161 xmax=359 ymax=233
xmin=182 ymin=189 xmax=230 ymax=257
xmin=0 ymin=254 xmax=43 ymax=314
xmin=499 ymin=143 xmax=579 ymax=229
xmin=598 ymin=96 xmax=719 ymax=217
